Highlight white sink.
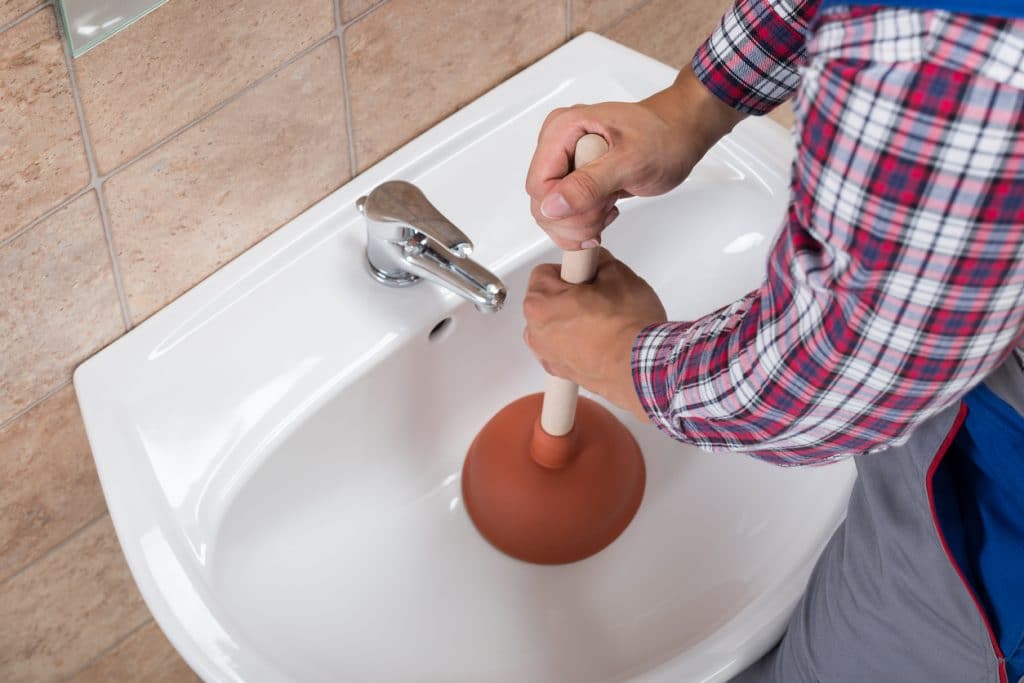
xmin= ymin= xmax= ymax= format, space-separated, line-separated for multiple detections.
xmin=75 ymin=33 xmax=855 ymax=683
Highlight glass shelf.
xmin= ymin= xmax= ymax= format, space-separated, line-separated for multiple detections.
xmin=58 ymin=0 xmax=168 ymax=57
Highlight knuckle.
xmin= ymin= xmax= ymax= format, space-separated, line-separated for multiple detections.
xmin=522 ymin=297 xmax=540 ymax=321
xmin=543 ymin=107 xmax=568 ymax=126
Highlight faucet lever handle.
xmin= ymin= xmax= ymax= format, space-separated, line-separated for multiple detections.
xmin=359 ymin=180 xmax=473 ymax=257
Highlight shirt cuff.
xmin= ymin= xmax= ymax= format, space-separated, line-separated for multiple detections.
xmin=631 ymin=321 xmax=694 ymax=441
xmin=692 ymin=0 xmax=811 ymax=115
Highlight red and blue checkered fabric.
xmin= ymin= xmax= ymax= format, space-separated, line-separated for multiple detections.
xmin=632 ymin=1 xmax=1024 ymax=464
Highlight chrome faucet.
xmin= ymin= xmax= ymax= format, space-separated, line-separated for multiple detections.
xmin=356 ymin=181 xmax=506 ymax=313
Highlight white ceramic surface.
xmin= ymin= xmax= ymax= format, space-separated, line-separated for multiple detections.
xmin=75 ymin=34 xmax=856 ymax=683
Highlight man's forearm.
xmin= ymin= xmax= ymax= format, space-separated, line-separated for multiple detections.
xmin=641 ymin=65 xmax=748 ymax=164
xmin=637 ymin=0 xmax=818 ymax=181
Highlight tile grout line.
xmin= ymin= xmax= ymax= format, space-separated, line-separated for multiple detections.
xmin=0 ymin=0 xmax=50 ymax=35
xmin=54 ymin=4 xmax=133 ymax=330
xmin=8 ymin=14 xmax=356 ymax=253
xmin=0 ymin=184 xmax=92 ymax=251
xmin=2 ymin=18 xmax=352 ymax=409
xmin=0 ymin=510 xmax=108 ymax=587
xmin=334 ymin=0 xmax=359 ymax=174
xmin=58 ymin=617 xmax=155 ymax=682
xmin=93 ymin=186 xmax=133 ymax=328
xmin=341 ymin=0 xmax=386 ymax=27
xmin=101 ymin=29 xmax=338 ymax=182
xmin=601 ymin=0 xmax=658 ymax=35
xmin=0 ymin=378 xmax=71 ymax=433
xmin=565 ymin=0 xmax=573 ymax=40
xmin=0 ymin=11 xmax=367 ymax=670
xmin=333 ymin=0 xmax=390 ymax=179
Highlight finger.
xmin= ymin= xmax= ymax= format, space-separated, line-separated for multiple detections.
xmin=531 ymin=196 xmax=618 ymax=244
xmin=614 ymin=260 xmax=652 ymax=289
xmin=530 ymin=200 xmax=613 ymax=250
xmin=527 ymin=263 xmax=564 ymax=293
xmin=544 ymin=232 xmax=589 ymax=252
xmin=522 ymin=329 xmax=557 ymax=377
xmin=596 ymin=206 xmax=620 ymax=237
xmin=525 ymin=107 xmax=583 ymax=200
xmin=592 ymin=245 xmax=626 ymax=284
xmin=526 ymin=107 xmax=624 ymax=218
xmin=541 ymin=360 xmax=570 ymax=379
xmin=596 ymin=245 xmax=617 ymax=265
xmin=524 ymin=273 xmax=564 ymax=325
xmin=539 ymin=154 xmax=626 ymax=220
xmin=523 ymin=323 xmax=568 ymax=379
xmin=576 ymin=204 xmax=619 ymax=249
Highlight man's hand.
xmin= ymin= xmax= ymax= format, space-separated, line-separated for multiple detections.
xmin=525 ymin=66 xmax=746 ymax=250
xmin=523 ymin=249 xmax=667 ymax=420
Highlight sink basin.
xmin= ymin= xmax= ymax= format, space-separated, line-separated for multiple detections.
xmin=75 ymin=33 xmax=855 ymax=683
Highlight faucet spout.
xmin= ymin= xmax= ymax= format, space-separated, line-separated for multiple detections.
xmin=402 ymin=236 xmax=506 ymax=313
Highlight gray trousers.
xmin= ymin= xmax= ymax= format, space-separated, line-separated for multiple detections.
xmin=733 ymin=361 xmax=1024 ymax=683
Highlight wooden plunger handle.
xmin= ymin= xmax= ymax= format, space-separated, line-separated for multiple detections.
xmin=539 ymin=133 xmax=610 ymax=437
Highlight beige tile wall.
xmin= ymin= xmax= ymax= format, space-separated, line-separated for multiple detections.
xmin=0 ymin=0 xmax=789 ymax=679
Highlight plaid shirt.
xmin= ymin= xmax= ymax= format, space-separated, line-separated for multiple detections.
xmin=632 ymin=1 xmax=1024 ymax=465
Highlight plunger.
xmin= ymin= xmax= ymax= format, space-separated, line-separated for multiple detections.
xmin=461 ymin=134 xmax=645 ymax=565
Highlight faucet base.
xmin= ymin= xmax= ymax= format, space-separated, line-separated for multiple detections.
xmin=366 ymin=255 xmax=421 ymax=288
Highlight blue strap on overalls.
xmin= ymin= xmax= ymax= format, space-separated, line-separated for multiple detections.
xmin=820 ymin=0 xmax=1024 ymax=17
xmin=936 ymin=383 xmax=1024 ymax=680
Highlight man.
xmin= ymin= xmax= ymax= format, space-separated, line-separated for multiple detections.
xmin=523 ymin=1 xmax=1023 ymax=680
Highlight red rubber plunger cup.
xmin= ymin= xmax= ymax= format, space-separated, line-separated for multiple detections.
xmin=461 ymin=135 xmax=646 ymax=565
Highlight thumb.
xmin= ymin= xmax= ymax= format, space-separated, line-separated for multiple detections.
xmin=596 ymin=246 xmax=617 ymax=265
xmin=539 ymin=156 xmax=622 ymax=220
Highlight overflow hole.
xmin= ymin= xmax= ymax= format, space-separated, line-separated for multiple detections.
xmin=428 ymin=317 xmax=455 ymax=343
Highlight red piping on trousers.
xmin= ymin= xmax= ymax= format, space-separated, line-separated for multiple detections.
xmin=925 ymin=403 xmax=1008 ymax=683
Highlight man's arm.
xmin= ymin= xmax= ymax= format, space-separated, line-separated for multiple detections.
xmin=632 ymin=21 xmax=1024 ymax=464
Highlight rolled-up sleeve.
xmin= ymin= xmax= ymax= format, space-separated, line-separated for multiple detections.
xmin=693 ymin=0 xmax=818 ymax=115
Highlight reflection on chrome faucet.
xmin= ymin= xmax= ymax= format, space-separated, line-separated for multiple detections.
xmin=357 ymin=181 xmax=507 ymax=313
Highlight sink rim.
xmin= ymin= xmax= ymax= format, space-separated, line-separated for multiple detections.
xmin=73 ymin=31 xmax=849 ymax=683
